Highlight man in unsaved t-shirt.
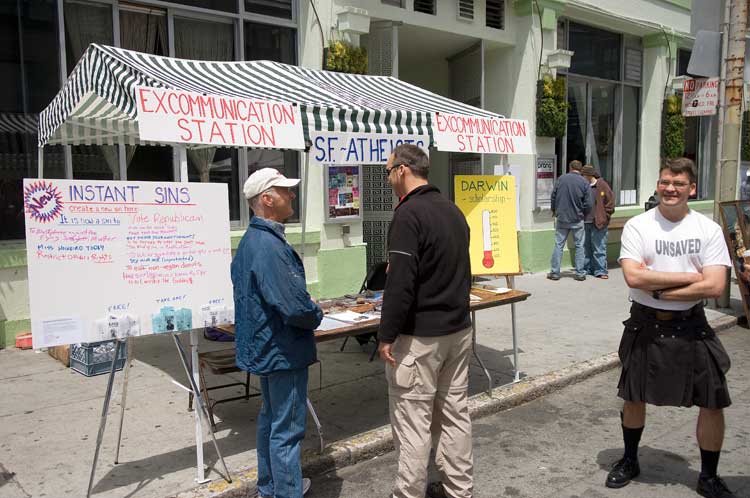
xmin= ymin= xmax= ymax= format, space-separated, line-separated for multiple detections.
xmin=606 ymin=158 xmax=736 ymax=498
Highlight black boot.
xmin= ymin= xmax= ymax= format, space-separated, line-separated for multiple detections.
xmin=605 ymin=457 xmax=640 ymax=488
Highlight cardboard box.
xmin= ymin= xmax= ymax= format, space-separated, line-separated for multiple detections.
xmin=48 ymin=344 xmax=70 ymax=368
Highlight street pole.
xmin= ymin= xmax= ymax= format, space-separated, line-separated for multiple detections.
xmin=716 ymin=0 xmax=747 ymax=307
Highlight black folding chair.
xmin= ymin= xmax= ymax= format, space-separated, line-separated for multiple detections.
xmin=340 ymin=261 xmax=387 ymax=359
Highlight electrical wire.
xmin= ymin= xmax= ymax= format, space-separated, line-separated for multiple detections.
xmin=534 ymin=0 xmax=544 ymax=81
xmin=661 ymin=26 xmax=672 ymax=101
xmin=309 ymin=0 xmax=326 ymax=52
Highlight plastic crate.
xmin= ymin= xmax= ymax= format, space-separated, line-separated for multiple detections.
xmin=70 ymin=340 xmax=127 ymax=377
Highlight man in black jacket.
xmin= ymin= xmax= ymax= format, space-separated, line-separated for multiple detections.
xmin=378 ymin=144 xmax=473 ymax=498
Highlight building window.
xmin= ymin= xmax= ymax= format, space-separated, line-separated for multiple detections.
xmin=458 ymin=0 xmax=474 ymax=21
xmin=171 ymin=0 xmax=238 ymax=13
xmin=568 ymin=22 xmax=620 ymax=81
xmin=381 ymin=0 xmax=404 ymax=6
xmin=486 ymin=0 xmax=504 ymax=30
xmin=414 ymin=0 xmax=436 ymax=15
xmin=245 ymin=0 xmax=293 ymax=20
xmin=0 ymin=0 xmax=64 ymax=240
xmin=677 ymin=49 xmax=691 ymax=76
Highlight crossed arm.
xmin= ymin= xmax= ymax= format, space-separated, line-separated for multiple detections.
xmin=620 ymin=258 xmax=727 ymax=301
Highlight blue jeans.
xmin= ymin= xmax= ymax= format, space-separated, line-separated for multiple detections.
xmin=550 ymin=221 xmax=585 ymax=277
xmin=584 ymin=223 xmax=609 ymax=276
xmin=257 ymin=367 xmax=308 ymax=498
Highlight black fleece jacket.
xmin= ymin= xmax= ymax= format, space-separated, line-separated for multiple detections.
xmin=378 ymin=184 xmax=472 ymax=344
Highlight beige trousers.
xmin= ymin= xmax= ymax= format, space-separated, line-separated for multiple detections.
xmin=386 ymin=327 xmax=474 ymax=498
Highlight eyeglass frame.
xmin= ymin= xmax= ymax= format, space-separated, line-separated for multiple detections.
xmin=657 ymin=179 xmax=693 ymax=189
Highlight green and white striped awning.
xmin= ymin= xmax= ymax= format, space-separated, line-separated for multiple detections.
xmin=39 ymin=44 xmax=503 ymax=147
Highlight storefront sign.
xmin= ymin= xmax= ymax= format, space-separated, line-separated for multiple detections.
xmin=324 ymin=165 xmax=361 ymax=222
xmin=310 ymin=131 xmax=429 ymax=165
xmin=454 ymin=175 xmax=520 ymax=275
xmin=24 ymin=179 xmax=233 ymax=348
xmin=433 ymin=113 xmax=533 ymax=155
xmin=681 ymin=77 xmax=719 ymax=117
xmin=135 ymin=86 xmax=305 ymax=149
xmin=535 ymin=155 xmax=556 ymax=209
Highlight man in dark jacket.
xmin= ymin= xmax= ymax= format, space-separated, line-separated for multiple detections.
xmin=548 ymin=159 xmax=592 ymax=281
xmin=378 ymin=144 xmax=473 ymax=498
xmin=581 ymin=165 xmax=615 ymax=279
xmin=231 ymin=168 xmax=322 ymax=498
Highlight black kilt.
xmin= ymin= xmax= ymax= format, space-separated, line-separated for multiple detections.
xmin=617 ymin=302 xmax=732 ymax=409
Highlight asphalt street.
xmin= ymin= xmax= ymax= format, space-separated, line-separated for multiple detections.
xmin=307 ymin=326 xmax=750 ymax=498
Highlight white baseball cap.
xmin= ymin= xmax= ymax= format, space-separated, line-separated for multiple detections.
xmin=243 ymin=168 xmax=300 ymax=199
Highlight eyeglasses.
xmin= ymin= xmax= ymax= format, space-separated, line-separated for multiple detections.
xmin=385 ymin=164 xmax=401 ymax=176
xmin=658 ymin=180 xmax=691 ymax=189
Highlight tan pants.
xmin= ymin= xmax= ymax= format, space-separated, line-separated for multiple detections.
xmin=386 ymin=327 xmax=473 ymax=498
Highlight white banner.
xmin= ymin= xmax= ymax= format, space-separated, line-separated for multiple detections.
xmin=682 ymin=77 xmax=719 ymax=117
xmin=24 ymin=179 xmax=233 ymax=348
xmin=135 ymin=86 xmax=305 ymax=149
xmin=309 ymin=131 xmax=430 ymax=165
xmin=433 ymin=113 xmax=533 ymax=155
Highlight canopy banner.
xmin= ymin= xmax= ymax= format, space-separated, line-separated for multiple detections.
xmin=309 ymin=131 xmax=430 ymax=165
xmin=433 ymin=113 xmax=533 ymax=155
xmin=23 ymin=179 xmax=233 ymax=348
xmin=135 ymin=86 xmax=305 ymax=149
xmin=454 ymin=175 xmax=520 ymax=275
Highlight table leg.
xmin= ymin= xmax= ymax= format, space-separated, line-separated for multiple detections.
xmin=471 ymin=311 xmax=493 ymax=397
xmin=509 ymin=276 xmax=520 ymax=383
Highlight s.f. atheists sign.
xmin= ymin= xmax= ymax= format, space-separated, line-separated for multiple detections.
xmin=432 ymin=113 xmax=533 ymax=155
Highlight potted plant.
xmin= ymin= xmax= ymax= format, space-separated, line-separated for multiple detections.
xmin=536 ymin=75 xmax=568 ymax=138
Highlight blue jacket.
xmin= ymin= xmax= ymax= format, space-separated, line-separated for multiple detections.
xmin=551 ymin=172 xmax=592 ymax=225
xmin=231 ymin=216 xmax=322 ymax=375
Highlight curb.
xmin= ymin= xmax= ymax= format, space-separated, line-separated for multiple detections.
xmin=176 ymin=313 xmax=738 ymax=498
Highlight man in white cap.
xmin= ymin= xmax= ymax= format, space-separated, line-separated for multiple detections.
xmin=231 ymin=167 xmax=322 ymax=498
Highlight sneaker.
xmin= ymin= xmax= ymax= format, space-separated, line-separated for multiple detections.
xmin=425 ymin=481 xmax=449 ymax=498
xmin=573 ymin=274 xmax=586 ymax=281
xmin=697 ymin=475 xmax=736 ymax=498
xmin=605 ymin=457 xmax=640 ymax=488
xmin=258 ymin=477 xmax=311 ymax=497
xmin=547 ymin=273 xmax=561 ymax=281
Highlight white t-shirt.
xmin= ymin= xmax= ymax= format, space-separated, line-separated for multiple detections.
xmin=619 ymin=208 xmax=731 ymax=310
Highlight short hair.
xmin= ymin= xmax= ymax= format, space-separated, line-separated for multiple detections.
xmin=569 ymin=160 xmax=583 ymax=171
xmin=661 ymin=157 xmax=696 ymax=183
xmin=391 ymin=143 xmax=429 ymax=179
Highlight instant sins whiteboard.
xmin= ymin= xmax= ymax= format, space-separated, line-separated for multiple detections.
xmin=23 ymin=179 xmax=234 ymax=348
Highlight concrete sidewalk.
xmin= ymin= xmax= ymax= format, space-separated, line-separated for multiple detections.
xmin=0 ymin=268 xmax=744 ymax=498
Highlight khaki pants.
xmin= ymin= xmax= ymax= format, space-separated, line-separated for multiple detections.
xmin=386 ymin=327 xmax=473 ymax=498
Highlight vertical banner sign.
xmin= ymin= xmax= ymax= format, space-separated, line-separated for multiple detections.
xmin=681 ymin=77 xmax=719 ymax=117
xmin=325 ymin=165 xmax=362 ymax=222
xmin=310 ymin=131 xmax=430 ymax=165
xmin=535 ymin=155 xmax=556 ymax=209
xmin=433 ymin=113 xmax=533 ymax=155
xmin=23 ymin=179 xmax=233 ymax=348
xmin=454 ymin=175 xmax=520 ymax=275
xmin=135 ymin=86 xmax=305 ymax=149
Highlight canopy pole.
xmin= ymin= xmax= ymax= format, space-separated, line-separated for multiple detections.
xmin=37 ymin=146 xmax=44 ymax=178
xmin=300 ymin=151 xmax=311 ymax=260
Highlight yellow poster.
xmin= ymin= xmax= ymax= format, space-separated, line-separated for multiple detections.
xmin=454 ymin=175 xmax=520 ymax=275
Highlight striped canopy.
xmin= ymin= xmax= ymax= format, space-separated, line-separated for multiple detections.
xmin=38 ymin=44 xmax=503 ymax=148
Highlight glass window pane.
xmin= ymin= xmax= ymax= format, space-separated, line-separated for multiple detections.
xmin=621 ymin=86 xmax=639 ymax=205
xmin=119 ymin=9 xmax=168 ymax=55
xmin=590 ymin=83 xmax=616 ymax=187
xmin=245 ymin=0 xmax=292 ymax=20
xmin=72 ymin=145 xmax=119 ymax=180
xmin=566 ymin=80 xmax=587 ymax=168
xmin=126 ymin=145 xmax=174 ymax=182
xmin=170 ymin=0 xmax=237 ymax=13
xmin=568 ymin=22 xmax=620 ymax=81
xmin=246 ymin=149 xmax=299 ymax=222
xmin=677 ymin=49 xmax=691 ymax=76
xmin=64 ymin=1 xmax=113 ymax=73
xmin=244 ymin=21 xmax=296 ymax=63
xmin=187 ymin=148 xmax=240 ymax=221
xmin=174 ymin=17 xmax=234 ymax=61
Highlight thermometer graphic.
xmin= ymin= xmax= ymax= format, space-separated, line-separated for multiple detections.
xmin=481 ymin=210 xmax=494 ymax=268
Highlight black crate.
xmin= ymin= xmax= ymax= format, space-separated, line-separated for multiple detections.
xmin=70 ymin=340 xmax=127 ymax=377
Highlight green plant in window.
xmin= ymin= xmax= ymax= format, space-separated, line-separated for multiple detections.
xmin=325 ymin=41 xmax=368 ymax=75
xmin=661 ymin=95 xmax=685 ymax=159
xmin=536 ymin=75 xmax=568 ymax=138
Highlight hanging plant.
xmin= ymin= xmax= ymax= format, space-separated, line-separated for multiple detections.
xmin=325 ymin=40 xmax=368 ymax=75
xmin=536 ymin=75 xmax=568 ymax=138
xmin=661 ymin=95 xmax=685 ymax=159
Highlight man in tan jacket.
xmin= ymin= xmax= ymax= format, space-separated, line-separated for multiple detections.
xmin=582 ymin=165 xmax=615 ymax=279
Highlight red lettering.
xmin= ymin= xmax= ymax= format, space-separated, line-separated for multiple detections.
xmin=138 ymin=88 xmax=154 ymax=113
xmin=177 ymin=118 xmax=193 ymax=141
xmin=152 ymin=89 xmax=168 ymax=114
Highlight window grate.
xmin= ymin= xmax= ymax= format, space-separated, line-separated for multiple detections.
xmin=624 ymin=48 xmax=642 ymax=83
xmin=458 ymin=0 xmax=474 ymax=20
xmin=486 ymin=0 xmax=504 ymax=29
xmin=414 ymin=0 xmax=435 ymax=15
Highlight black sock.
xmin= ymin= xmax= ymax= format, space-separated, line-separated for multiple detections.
xmin=622 ymin=425 xmax=644 ymax=461
xmin=700 ymin=448 xmax=721 ymax=478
